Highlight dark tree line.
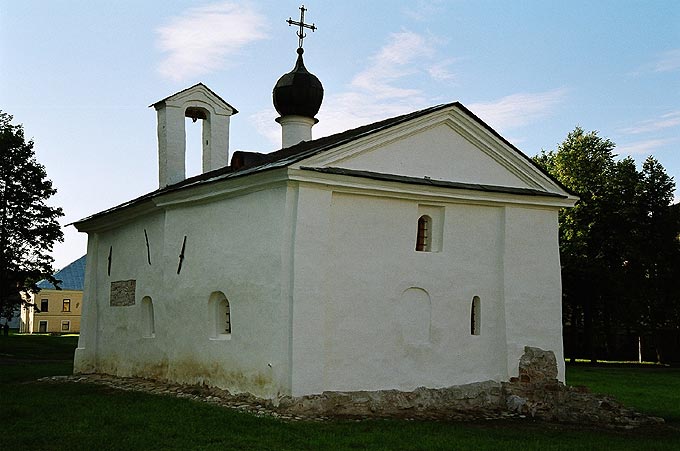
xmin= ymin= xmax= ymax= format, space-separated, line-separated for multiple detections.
xmin=0 ymin=111 xmax=63 ymax=321
xmin=535 ymin=127 xmax=680 ymax=363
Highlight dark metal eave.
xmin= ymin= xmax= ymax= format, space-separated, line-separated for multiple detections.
xmin=300 ymin=167 xmax=569 ymax=199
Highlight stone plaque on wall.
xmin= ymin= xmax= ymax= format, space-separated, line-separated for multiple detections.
xmin=110 ymin=280 xmax=136 ymax=306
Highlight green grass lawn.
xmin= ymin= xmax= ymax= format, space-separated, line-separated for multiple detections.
xmin=566 ymin=364 xmax=680 ymax=422
xmin=1 ymin=334 xmax=679 ymax=450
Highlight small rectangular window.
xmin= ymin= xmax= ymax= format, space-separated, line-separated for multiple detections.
xmin=40 ymin=299 xmax=48 ymax=312
xmin=62 ymin=299 xmax=71 ymax=312
xmin=39 ymin=321 xmax=47 ymax=333
xmin=61 ymin=321 xmax=70 ymax=332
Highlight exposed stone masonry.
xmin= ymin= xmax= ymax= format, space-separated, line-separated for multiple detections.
xmin=40 ymin=347 xmax=663 ymax=428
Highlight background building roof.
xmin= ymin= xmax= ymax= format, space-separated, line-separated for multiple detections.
xmin=37 ymin=255 xmax=87 ymax=291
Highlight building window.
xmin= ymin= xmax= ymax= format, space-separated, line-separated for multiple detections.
xmin=141 ymin=296 xmax=155 ymax=338
xmin=62 ymin=299 xmax=71 ymax=312
xmin=39 ymin=321 xmax=47 ymax=333
xmin=471 ymin=296 xmax=481 ymax=335
xmin=40 ymin=299 xmax=48 ymax=312
xmin=209 ymin=291 xmax=231 ymax=339
xmin=220 ymin=299 xmax=231 ymax=334
xmin=416 ymin=215 xmax=432 ymax=252
xmin=61 ymin=321 xmax=70 ymax=332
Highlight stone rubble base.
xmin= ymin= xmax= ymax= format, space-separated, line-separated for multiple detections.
xmin=38 ymin=347 xmax=663 ymax=428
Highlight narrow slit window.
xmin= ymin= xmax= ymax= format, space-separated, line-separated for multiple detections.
xmin=471 ymin=296 xmax=481 ymax=335
xmin=220 ymin=298 xmax=231 ymax=334
xmin=142 ymin=296 xmax=155 ymax=338
xmin=416 ymin=215 xmax=432 ymax=252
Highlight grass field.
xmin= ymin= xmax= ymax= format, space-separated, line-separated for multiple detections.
xmin=1 ymin=334 xmax=679 ymax=450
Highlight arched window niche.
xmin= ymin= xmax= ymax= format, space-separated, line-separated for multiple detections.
xmin=209 ymin=291 xmax=231 ymax=340
xmin=471 ymin=296 xmax=481 ymax=336
xmin=141 ymin=296 xmax=155 ymax=338
xmin=399 ymin=287 xmax=432 ymax=345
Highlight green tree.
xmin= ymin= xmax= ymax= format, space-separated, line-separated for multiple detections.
xmin=535 ymin=128 xmax=622 ymax=361
xmin=535 ymin=128 xmax=680 ymax=362
xmin=635 ymin=157 xmax=679 ymax=361
xmin=0 ymin=111 xmax=64 ymax=321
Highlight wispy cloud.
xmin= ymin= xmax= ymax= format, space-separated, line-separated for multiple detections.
xmin=253 ymin=30 xmax=457 ymax=147
xmin=402 ymin=0 xmax=445 ymax=22
xmin=350 ymin=31 xmax=434 ymax=100
xmin=253 ymin=30 xmax=565 ymax=150
xmin=630 ymin=48 xmax=680 ymax=77
xmin=426 ymin=59 xmax=460 ymax=82
xmin=620 ymin=111 xmax=680 ymax=134
xmin=156 ymin=2 xmax=267 ymax=82
xmin=468 ymin=89 xmax=568 ymax=132
xmin=617 ymin=138 xmax=674 ymax=155
xmin=653 ymin=49 xmax=680 ymax=73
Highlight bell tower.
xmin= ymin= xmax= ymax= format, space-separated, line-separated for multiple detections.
xmin=151 ymin=83 xmax=238 ymax=188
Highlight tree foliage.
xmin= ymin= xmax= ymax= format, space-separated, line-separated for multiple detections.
xmin=535 ymin=127 xmax=680 ymax=362
xmin=0 ymin=111 xmax=64 ymax=320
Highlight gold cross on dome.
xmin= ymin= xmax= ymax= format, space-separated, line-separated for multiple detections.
xmin=286 ymin=5 xmax=317 ymax=49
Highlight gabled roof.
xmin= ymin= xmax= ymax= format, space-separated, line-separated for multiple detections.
xmin=37 ymin=255 xmax=87 ymax=291
xmin=150 ymin=82 xmax=239 ymax=114
xmin=74 ymin=102 xmax=573 ymax=227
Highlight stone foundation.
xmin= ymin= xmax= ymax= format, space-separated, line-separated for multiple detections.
xmin=49 ymin=347 xmax=663 ymax=428
xmin=501 ymin=347 xmax=663 ymax=428
xmin=274 ymin=347 xmax=662 ymax=427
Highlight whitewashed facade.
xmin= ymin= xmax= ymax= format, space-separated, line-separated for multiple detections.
xmin=74 ymin=85 xmax=576 ymax=398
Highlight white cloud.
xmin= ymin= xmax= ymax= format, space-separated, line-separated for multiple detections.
xmin=252 ymin=31 xmax=564 ymax=151
xmin=468 ymin=89 xmax=568 ymax=132
xmin=617 ymin=138 xmax=673 ymax=155
xmin=156 ymin=2 xmax=267 ymax=82
xmin=350 ymin=31 xmax=434 ymax=100
xmin=250 ymin=108 xmax=281 ymax=148
xmin=402 ymin=0 xmax=445 ymax=22
xmin=654 ymin=49 xmax=680 ymax=73
xmin=426 ymin=59 xmax=459 ymax=82
xmin=253 ymin=30 xmax=454 ymax=147
xmin=620 ymin=111 xmax=680 ymax=134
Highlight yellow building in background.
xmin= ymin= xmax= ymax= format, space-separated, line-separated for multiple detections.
xmin=21 ymin=256 xmax=86 ymax=334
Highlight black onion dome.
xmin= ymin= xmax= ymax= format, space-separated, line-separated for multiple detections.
xmin=273 ymin=48 xmax=324 ymax=118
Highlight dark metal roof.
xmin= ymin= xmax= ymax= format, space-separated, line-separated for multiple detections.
xmin=300 ymin=167 xmax=569 ymax=199
xmin=37 ymin=255 xmax=87 ymax=291
xmin=74 ymin=102 xmax=572 ymax=227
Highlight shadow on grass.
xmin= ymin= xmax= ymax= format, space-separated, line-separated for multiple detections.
xmin=2 ymin=335 xmax=680 ymax=450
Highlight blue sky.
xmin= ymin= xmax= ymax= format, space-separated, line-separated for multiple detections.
xmin=1 ymin=0 xmax=679 ymax=270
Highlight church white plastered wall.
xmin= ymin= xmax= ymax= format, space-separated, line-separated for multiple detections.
xmin=73 ymin=82 xmax=575 ymax=399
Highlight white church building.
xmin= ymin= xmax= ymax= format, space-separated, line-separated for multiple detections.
xmin=73 ymin=32 xmax=576 ymax=399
